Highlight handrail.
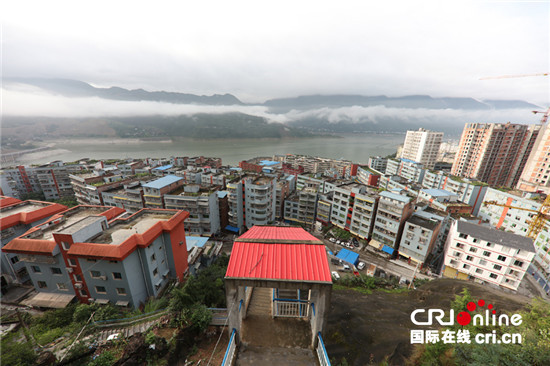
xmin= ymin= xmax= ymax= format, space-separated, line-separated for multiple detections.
xmin=221 ymin=328 xmax=237 ymax=366
xmin=316 ymin=332 xmax=331 ymax=366
xmin=92 ymin=308 xmax=168 ymax=326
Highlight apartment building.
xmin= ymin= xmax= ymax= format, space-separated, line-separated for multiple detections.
xmin=386 ymin=159 xmax=425 ymax=183
xmin=0 ymin=199 xmax=67 ymax=283
xmin=517 ymin=118 xmax=550 ymax=194
xmin=164 ymin=184 xmax=221 ymax=236
xmin=371 ymin=191 xmax=414 ymax=255
xmin=296 ymin=175 xmax=337 ymax=194
xmin=478 ymin=187 xmax=550 ymax=294
xmin=400 ymin=128 xmax=443 ymax=169
xmin=174 ymin=168 xmax=203 ymax=185
xmin=284 ymin=187 xmax=318 ymax=225
xmin=356 ymin=166 xmax=381 ymax=187
xmin=273 ymin=154 xmax=354 ymax=178
xmin=226 ymin=175 xmax=277 ymax=232
xmin=1 ymin=162 xmax=84 ymax=200
xmin=331 ymin=183 xmax=379 ymax=241
xmin=112 ymin=181 xmax=146 ymax=213
xmin=70 ymin=172 xmax=137 ymax=206
xmin=200 ymin=172 xmax=226 ymax=188
xmin=142 ymin=175 xmax=184 ymax=208
xmin=2 ymin=206 xmax=189 ymax=308
xmin=443 ymin=220 xmax=535 ymax=291
xmin=368 ymin=156 xmax=387 ymax=173
xmin=275 ymin=180 xmax=291 ymax=220
xmin=316 ymin=193 xmax=333 ymax=225
xmin=452 ymin=122 xmax=540 ymax=187
xmin=399 ymin=211 xmax=446 ymax=265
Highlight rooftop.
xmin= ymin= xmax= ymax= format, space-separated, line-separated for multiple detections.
xmin=456 ymin=221 xmax=535 ymax=252
xmin=0 ymin=201 xmax=49 ymax=219
xmin=153 ymin=164 xmax=173 ymax=171
xmin=142 ymin=175 xmax=183 ymax=189
xmin=380 ymin=191 xmax=411 ymax=204
xmin=422 ymin=188 xmax=455 ymax=197
xmin=226 ymin=226 xmax=331 ymax=283
xmin=92 ymin=211 xmax=176 ymax=244
xmin=407 ymin=215 xmax=440 ymax=231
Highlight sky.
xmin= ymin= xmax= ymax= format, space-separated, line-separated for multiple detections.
xmin=2 ymin=0 xmax=549 ymax=107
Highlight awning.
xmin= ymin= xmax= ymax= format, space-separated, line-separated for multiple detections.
xmin=225 ymin=225 xmax=239 ymax=233
xmin=382 ymin=245 xmax=395 ymax=255
xmin=21 ymin=292 xmax=75 ymax=309
xmin=95 ymin=298 xmax=109 ymax=305
xmin=115 ymin=300 xmax=129 ymax=307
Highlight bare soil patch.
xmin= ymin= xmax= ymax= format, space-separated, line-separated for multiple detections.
xmin=325 ymin=278 xmax=534 ymax=366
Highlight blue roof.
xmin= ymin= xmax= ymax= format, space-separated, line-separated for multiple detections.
xmin=335 ymin=248 xmax=360 ymax=266
xmin=153 ymin=164 xmax=173 ymax=171
xmin=422 ymin=188 xmax=454 ymax=197
xmin=380 ymin=191 xmax=411 ymax=203
xmin=230 ymin=167 xmax=242 ymax=171
xmin=217 ymin=191 xmax=228 ymax=199
xmin=400 ymin=158 xmax=421 ymax=165
xmin=382 ymin=245 xmax=395 ymax=255
xmin=185 ymin=236 xmax=209 ymax=251
xmin=225 ymin=225 xmax=240 ymax=233
xmin=142 ymin=175 xmax=183 ymax=189
xmin=259 ymin=160 xmax=279 ymax=167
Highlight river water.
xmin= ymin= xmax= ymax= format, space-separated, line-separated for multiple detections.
xmin=16 ymin=133 xmax=404 ymax=166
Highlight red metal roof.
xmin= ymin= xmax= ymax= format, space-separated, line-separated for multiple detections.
xmin=238 ymin=225 xmax=320 ymax=242
xmin=226 ymin=226 xmax=331 ymax=283
xmin=2 ymin=239 xmax=57 ymax=256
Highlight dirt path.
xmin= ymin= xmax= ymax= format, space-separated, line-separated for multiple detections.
xmin=324 ymin=278 xmax=536 ymax=366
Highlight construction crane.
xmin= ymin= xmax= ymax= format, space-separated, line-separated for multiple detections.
xmin=483 ymin=194 xmax=550 ymax=240
xmin=532 ymin=107 xmax=550 ymax=124
xmin=479 ymin=72 xmax=548 ymax=80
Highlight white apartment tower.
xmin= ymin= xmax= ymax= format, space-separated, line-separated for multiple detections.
xmin=400 ymin=128 xmax=443 ymax=169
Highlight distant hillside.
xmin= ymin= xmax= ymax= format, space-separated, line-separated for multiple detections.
xmin=263 ymin=94 xmax=540 ymax=112
xmin=1 ymin=113 xmax=313 ymax=141
xmin=4 ymin=77 xmax=243 ymax=105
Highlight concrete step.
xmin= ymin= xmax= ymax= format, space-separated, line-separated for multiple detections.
xmin=236 ymin=345 xmax=316 ymax=366
xmin=241 ymin=315 xmax=312 ymax=348
xmin=247 ymin=288 xmax=273 ymax=317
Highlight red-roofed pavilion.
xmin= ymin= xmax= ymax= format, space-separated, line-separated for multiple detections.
xmin=225 ymin=225 xmax=332 ymax=349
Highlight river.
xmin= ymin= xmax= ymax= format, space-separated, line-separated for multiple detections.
xmin=13 ymin=134 xmax=404 ymax=166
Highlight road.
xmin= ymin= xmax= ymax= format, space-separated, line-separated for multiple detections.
xmin=322 ymin=237 xmax=431 ymax=282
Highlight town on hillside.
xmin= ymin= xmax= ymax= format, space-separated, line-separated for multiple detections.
xmin=1 ymin=123 xmax=550 ymax=365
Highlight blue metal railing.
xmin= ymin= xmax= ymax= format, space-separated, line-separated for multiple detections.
xmin=221 ymin=328 xmax=237 ymax=366
xmin=316 ymin=332 xmax=331 ymax=366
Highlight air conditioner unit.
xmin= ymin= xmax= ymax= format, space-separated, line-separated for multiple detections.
xmin=98 ymin=276 xmax=107 ymax=281
xmin=74 ymin=283 xmax=83 ymax=289
xmin=66 ymin=267 xmax=73 ymax=273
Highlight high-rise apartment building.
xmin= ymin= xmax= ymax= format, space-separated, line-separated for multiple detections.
xmin=452 ymin=123 xmax=540 ymax=187
xmin=400 ymin=129 xmax=443 ymax=169
xmin=517 ymin=119 xmax=550 ymax=194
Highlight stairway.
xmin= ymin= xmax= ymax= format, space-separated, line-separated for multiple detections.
xmin=236 ymin=345 xmax=317 ymax=366
xmin=246 ymin=287 xmax=272 ymax=317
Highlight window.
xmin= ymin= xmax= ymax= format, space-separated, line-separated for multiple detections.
xmin=31 ymin=266 xmax=41 ymax=273
xmin=479 ymin=259 xmax=487 ymax=266
xmin=10 ymin=256 xmax=19 ymax=264
xmin=489 ymin=273 xmax=498 ymax=280
xmin=68 ymin=259 xmax=77 ymax=267
xmin=456 ymin=243 xmax=464 ymax=249
xmin=493 ymin=264 xmax=502 ymax=271
xmin=463 ymin=264 xmax=470 ymax=269
xmin=116 ymin=288 xmax=126 ymax=295
xmin=459 ymin=233 xmax=468 ymax=239
xmin=38 ymin=281 xmax=47 ymax=288
xmin=482 ymin=251 xmax=491 ymax=257
xmin=57 ymin=283 xmax=68 ymax=291
xmin=486 ymin=242 xmax=494 ymax=248
xmin=61 ymin=241 xmax=70 ymax=250
xmin=453 ymin=251 xmax=462 ymax=257
xmin=51 ymin=267 xmax=62 ymax=275
xmin=75 ymin=274 xmax=83 ymax=282
xmin=497 ymin=255 xmax=507 ymax=262
xmin=466 ymin=255 xmax=473 ymax=261
xmin=79 ymin=289 xmax=88 ymax=297
xmin=472 ymin=238 xmax=478 ymax=243
xmin=469 ymin=247 xmax=477 ymax=253
xmin=113 ymin=272 xmax=122 ymax=280
xmin=153 ymin=268 xmax=158 ymax=276
xmin=513 ymin=260 xmax=524 ymax=268
xmin=475 ymin=268 xmax=483 ymax=274
xmin=151 ymin=253 xmax=156 ymax=262
xmin=90 ymin=270 xmax=101 ymax=278
xmin=95 ymin=286 xmax=106 ymax=294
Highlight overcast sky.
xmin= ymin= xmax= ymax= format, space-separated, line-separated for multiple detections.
xmin=2 ymin=0 xmax=549 ymax=105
